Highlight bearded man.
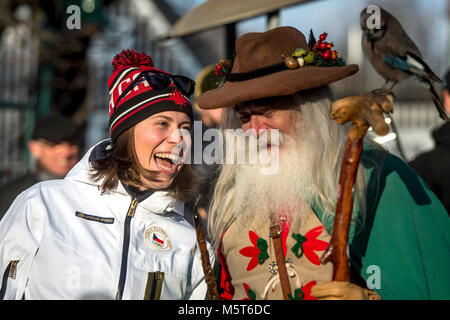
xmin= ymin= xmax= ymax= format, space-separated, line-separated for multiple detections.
xmin=196 ymin=26 xmax=450 ymax=300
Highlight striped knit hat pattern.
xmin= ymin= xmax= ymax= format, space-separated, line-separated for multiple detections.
xmin=108 ymin=49 xmax=194 ymax=142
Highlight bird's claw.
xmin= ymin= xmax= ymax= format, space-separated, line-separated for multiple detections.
xmin=371 ymin=88 xmax=396 ymax=99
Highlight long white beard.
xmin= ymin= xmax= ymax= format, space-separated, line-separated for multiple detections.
xmin=231 ymin=132 xmax=315 ymax=228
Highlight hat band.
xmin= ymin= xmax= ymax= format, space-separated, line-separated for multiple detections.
xmin=228 ymin=62 xmax=286 ymax=82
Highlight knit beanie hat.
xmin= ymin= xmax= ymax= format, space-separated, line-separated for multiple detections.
xmin=108 ymin=49 xmax=194 ymax=142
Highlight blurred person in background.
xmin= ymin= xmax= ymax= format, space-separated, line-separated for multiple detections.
xmin=193 ymin=65 xmax=223 ymax=128
xmin=0 ymin=114 xmax=81 ymax=217
xmin=410 ymin=69 xmax=450 ymax=214
xmin=191 ymin=65 xmax=223 ymax=223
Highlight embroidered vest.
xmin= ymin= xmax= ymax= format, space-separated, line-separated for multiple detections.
xmin=221 ymin=207 xmax=332 ymax=300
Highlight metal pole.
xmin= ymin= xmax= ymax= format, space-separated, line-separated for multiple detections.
xmin=37 ymin=63 xmax=53 ymax=117
xmin=267 ymin=10 xmax=280 ymax=30
xmin=225 ymin=23 xmax=236 ymax=59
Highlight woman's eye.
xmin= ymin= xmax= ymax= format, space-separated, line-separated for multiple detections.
xmin=178 ymin=126 xmax=191 ymax=132
xmin=157 ymin=121 xmax=169 ymax=127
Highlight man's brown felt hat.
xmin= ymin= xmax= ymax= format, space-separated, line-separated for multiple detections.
xmin=197 ymin=26 xmax=359 ymax=109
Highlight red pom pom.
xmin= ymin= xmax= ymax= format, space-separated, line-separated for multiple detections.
xmin=112 ymin=49 xmax=153 ymax=71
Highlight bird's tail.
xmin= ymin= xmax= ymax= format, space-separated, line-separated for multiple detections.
xmin=407 ymin=52 xmax=442 ymax=83
xmin=421 ymin=78 xmax=450 ymax=121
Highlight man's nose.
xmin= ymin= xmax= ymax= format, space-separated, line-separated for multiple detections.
xmin=56 ymin=143 xmax=79 ymax=156
xmin=247 ymin=115 xmax=268 ymax=135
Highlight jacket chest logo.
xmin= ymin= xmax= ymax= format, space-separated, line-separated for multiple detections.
xmin=144 ymin=226 xmax=172 ymax=250
xmin=75 ymin=211 xmax=115 ymax=224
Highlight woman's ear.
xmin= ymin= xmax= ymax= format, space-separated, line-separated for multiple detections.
xmin=28 ymin=140 xmax=44 ymax=160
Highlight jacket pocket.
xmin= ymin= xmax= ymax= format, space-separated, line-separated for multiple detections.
xmin=143 ymin=271 xmax=164 ymax=300
xmin=0 ymin=260 xmax=19 ymax=299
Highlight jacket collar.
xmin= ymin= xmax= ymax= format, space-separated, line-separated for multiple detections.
xmin=432 ymin=122 xmax=450 ymax=147
xmin=65 ymin=139 xmax=185 ymax=217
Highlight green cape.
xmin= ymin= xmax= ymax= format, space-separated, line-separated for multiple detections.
xmin=313 ymin=146 xmax=450 ymax=299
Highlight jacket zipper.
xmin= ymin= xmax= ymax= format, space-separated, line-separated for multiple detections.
xmin=0 ymin=260 xmax=19 ymax=299
xmin=116 ymin=197 xmax=138 ymax=300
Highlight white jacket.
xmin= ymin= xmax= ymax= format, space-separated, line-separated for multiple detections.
xmin=0 ymin=141 xmax=212 ymax=300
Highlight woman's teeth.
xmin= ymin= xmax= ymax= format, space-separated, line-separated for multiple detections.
xmin=154 ymin=152 xmax=180 ymax=162
xmin=154 ymin=152 xmax=182 ymax=172
xmin=156 ymin=161 xmax=173 ymax=171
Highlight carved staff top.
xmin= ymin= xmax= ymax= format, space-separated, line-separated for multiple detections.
xmin=330 ymin=91 xmax=394 ymax=137
xmin=320 ymin=91 xmax=394 ymax=281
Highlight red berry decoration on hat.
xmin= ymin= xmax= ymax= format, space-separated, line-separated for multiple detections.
xmin=112 ymin=49 xmax=153 ymax=72
xmin=215 ymin=64 xmax=223 ymax=76
xmin=283 ymin=30 xmax=346 ymax=69
xmin=215 ymin=58 xmax=233 ymax=87
xmin=312 ymin=32 xmax=346 ymax=66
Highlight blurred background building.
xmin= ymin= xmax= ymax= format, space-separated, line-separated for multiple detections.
xmin=0 ymin=0 xmax=448 ymax=186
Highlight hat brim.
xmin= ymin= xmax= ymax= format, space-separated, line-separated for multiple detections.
xmin=196 ymin=64 xmax=359 ymax=109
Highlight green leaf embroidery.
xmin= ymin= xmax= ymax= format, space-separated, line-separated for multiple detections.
xmin=256 ymin=237 xmax=269 ymax=265
xmin=291 ymin=233 xmax=307 ymax=258
xmin=288 ymin=288 xmax=305 ymax=300
xmin=247 ymin=288 xmax=257 ymax=300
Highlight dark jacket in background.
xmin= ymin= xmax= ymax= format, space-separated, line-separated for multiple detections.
xmin=0 ymin=173 xmax=40 ymax=218
xmin=410 ymin=122 xmax=450 ymax=214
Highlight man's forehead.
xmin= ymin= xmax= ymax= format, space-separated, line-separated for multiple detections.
xmin=37 ymin=138 xmax=79 ymax=147
xmin=234 ymin=95 xmax=296 ymax=111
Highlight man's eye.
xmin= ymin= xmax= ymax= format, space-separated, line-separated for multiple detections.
xmin=239 ymin=114 xmax=251 ymax=123
xmin=263 ymin=109 xmax=274 ymax=117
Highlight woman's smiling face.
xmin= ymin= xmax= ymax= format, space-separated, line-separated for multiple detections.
xmin=133 ymin=111 xmax=192 ymax=190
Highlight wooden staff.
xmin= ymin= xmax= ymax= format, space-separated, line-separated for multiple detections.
xmin=320 ymin=91 xmax=394 ymax=281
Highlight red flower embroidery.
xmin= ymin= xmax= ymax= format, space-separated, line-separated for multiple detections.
xmin=239 ymin=231 xmax=268 ymax=271
xmin=289 ymin=280 xmax=317 ymax=300
xmin=291 ymin=226 xmax=328 ymax=265
xmin=302 ymin=280 xmax=318 ymax=300
xmin=169 ymin=89 xmax=188 ymax=108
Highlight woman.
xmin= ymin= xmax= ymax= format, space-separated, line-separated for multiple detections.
xmin=0 ymin=50 xmax=211 ymax=299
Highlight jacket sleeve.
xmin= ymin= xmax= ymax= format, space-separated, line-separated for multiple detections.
xmin=0 ymin=187 xmax=45 ymax=299
xmin=350 ymin=153 xmax=450 ymax=299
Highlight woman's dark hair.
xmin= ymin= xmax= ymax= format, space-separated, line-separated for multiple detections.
xmin=445 ymin=69 xmax=450 ymax=91
xmin=90 ymin=127 xmax=197 ymax=201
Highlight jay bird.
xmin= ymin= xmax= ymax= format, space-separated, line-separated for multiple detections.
xmin=360 ymin=6 xmax=449 ymax=121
